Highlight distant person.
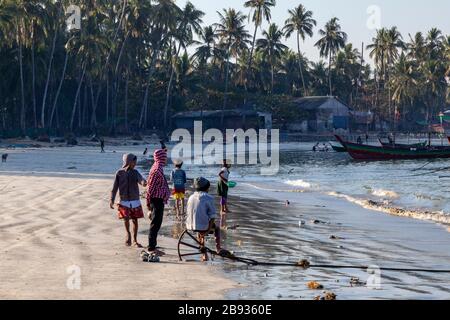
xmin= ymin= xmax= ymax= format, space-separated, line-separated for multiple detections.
xmin=365 ymin=134 xmax=369 ymax=143
xmin=100 ymin=138 xmax=105 ymax=153
xmin=143 ymin=147 xmax=148 ymax=156
xmin=218 ymin=159 xmax=231 ymax=228
xmin=357 ymin=136 xmax=363 ymax=144
xmin=186 ymin=177 xmax=221 ymax=261
xmin=312 ymin=143 xmax=319 ymax=152
xmin=1 ymin=154 xmax=8 ymax=163
xmin=110 ymin=154 xmax=147 ymax=248
xmin=170 ymin=160 xmax=187 ymax=219
xmin=146 ymin=147 xmax=170 ymax=255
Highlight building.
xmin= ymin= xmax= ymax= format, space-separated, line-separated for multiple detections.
xmin=288 ymin=96 xmax=352 ymax=133
xmin=172 ymin=109 xmax=272 ymax=131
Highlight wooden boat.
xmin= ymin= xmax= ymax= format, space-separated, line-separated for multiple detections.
xmin=379 ymin=139 xmax=427 ymax=149
xmin=335 ymin=135 xmax=450 ymax=160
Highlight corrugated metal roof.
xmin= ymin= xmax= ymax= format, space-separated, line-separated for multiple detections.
xmin=172 ymin=109 xmax=262 ymax=119
xmin=292 ymin=96 xmax=352 ymax=111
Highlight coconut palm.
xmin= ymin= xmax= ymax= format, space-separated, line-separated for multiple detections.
xmin=256 ymin=23 xmax=287 ymax=93
xmin=283 ymin=4 xmax=316 ymax=95
xmin=163 ymin=1 xmax=204 ymax=130
xmin=214 ymin=8 xmax=250 ymax=123
xmin=244 ymin=0 xmax=276 ymax=85
xmin=315 ymin=17 xmax=347 ymax=96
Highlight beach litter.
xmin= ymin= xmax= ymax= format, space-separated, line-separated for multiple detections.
xmin=314 ymin=292 xmax=337 ymax=300
xmin=140 ymin=250 xmax=160 ymax=263
xmin=350 ymin=277 xmax=365 ymax=287
xmin=307 ymin=281 xmax=324 ymax=290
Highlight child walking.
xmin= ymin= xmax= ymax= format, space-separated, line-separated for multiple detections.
xmin=170 ymin=160 xmax=187 ymax=219
xmin=146 ymin=148 xmax=170 ymax=255
xmin=217 ymin=159 xmax=231 ymax=228
xmin=110 ymin=153 xmax=147 ymax=247
xmin=186 ymin=177 xmax=221 ymax=261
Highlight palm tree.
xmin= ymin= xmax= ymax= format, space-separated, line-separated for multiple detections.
xmin=214 ymin=8 xmax=249 ymax=125
xmin=315 ymin=17 xmax=347 ymax=96
xmin=163 ymin=1 xmax=204 ymax=130
xmin=244 ymin=0 xmax=276 ymax=86
xmin=256 ymin=23 xmax=287 ymax=93
xmin=390 ymin=53 xmax=417 ymax=128
xmin=283 ymin=4 xmax=316 ymax=96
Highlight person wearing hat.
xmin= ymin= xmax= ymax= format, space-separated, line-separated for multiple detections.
xmin=170 ymin=159 xmax=187 ymax=219
xmin=186 ymin=177 xmax=221 ymax=261
xmin=110 ymin=153 xmax=147 ymax=247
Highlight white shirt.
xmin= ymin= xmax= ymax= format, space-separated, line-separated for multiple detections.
xmin=120 ymin=200 xmax=142 ymax=209
xmin=220 ymin=167 xmax=230 ymax=180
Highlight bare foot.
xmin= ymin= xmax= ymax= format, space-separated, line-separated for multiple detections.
xmin=125 ymin=239 xmax=132 ymax=246
xmin=133 ymin=242 xmax=143 ymax=248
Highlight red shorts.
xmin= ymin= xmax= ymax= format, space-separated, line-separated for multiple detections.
xmin=118 ymin=205 xmax=144 ymax=220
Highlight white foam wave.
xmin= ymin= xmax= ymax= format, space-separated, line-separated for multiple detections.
xmin=327 ymin=191 xmax=450 ymax=226
xmin=285 ymin=179 xmax=314 ymax=189
xmin=371 ymin=189 xmax=399 ymax=199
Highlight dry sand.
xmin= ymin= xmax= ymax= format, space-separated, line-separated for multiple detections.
xmin=0 ymin=171 xmax=236 ymax=300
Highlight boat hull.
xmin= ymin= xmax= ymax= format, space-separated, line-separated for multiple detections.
xmin=335 ymin=136 xmax=450 ymax=160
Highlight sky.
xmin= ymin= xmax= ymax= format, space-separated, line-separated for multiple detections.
xmin=179 ymin=0 xmax=450 ymax=64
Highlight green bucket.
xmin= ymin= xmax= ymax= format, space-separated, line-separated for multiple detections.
xmin=227 ymin=181 xmax=237 ymax=188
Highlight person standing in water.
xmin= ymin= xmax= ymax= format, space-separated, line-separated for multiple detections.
xmin=217 ymin=159 xmax=231 ymax=228
xmin=170 ymin=160 xmax=187 ymax=220
xmin=100 ymin=138 xmax=105 ymax=153
xmin=146 ymin=147 xmax=170 ymax=255
xmin=110 ymin=154 xmax=147 ymax=247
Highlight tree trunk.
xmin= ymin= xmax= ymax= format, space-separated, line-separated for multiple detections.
xmin=31 ymin=23 xmax=37 ymax=128
xmin=247 ymin=23 xmax=259 ymax=89
xmin=41 ymin=23 xmax=58 ymax=128
xmin=297 ymin=33 xmax=307 ymax=96
xmin=50 ymin=52 xmax=69 ymax=128
xmin=328 ymin=51 xmax=333 ymax=96
xmin=17 ymin=21 xmax=26 ymax=134
xmin=221 ymin=43 xmax=232 ymax=127
xmin=139 ymin=47 xmax=160 ymax=128
xmin=70 ymin=64 xmax=87 ymax=132
xmin=111 ymin=31 xmax=129 ymax=134
xmin=271 ymin=64 xmax=274 ymax=94
xmin=124 ymin=68 xmax=129 ymax=133
xmin=163 ymin=41 xmax=182 ymax=132
xmin=106 ymin=75 xmax=110 ymax=122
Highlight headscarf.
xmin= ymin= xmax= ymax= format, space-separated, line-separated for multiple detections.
xmin=146 ymin=149 xmax=170 ymax=204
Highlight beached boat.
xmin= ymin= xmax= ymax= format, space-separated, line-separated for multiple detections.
xmin=335 ymin=135 xmax=450 ymax=160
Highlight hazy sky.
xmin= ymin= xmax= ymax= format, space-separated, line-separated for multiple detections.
xmin=179 ymin=0 xmax=450 ymax=64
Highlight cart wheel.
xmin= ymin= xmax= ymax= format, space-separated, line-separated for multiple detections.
xmin=177 ymin=230 xmax=207 ymax=261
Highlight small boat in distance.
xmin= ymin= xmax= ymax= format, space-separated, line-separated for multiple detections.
xmin=335 ymin=135 xmax=450 ymax=160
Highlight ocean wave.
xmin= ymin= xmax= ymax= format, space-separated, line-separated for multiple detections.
xmin=285 ymin=179 xmax=314 ymax=189
xmin=370 ymin=189 xmax=399 ymax=199
xmin=327 ymin=191 xmax=450 ymax=227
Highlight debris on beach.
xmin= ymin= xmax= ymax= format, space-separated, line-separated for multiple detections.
xmin=313 ymin=292 xmax=337 ymax=300
xmin=329 ymin=235 xmax=343 ymax=240
xmin=311 ymin=219 xmax=327 ymax=225
xmin=298 ymin=220 xmax=306 ymax=227
xmin=236 ymin=240 xmax=243 ymax=246
xmin=297 ymin=259 xmax=310 ymax=269
xmin=307 ymin=281 xmax=324 ymax=290
xmin=67 ymin=166 xmax=77 ymax=170
xmin=350 ymin=277 xmax=365 ymax=287
xmin=285 ymin=200 xmax=290 ymax=206
xmin=226 ymin=224 xmax=239 ymax=230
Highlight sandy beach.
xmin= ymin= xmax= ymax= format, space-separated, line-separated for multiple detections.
xmin=1 ymin=141 xmax=450 ymax=300
xmin=0 ymin=142 xmax=237 ymax=300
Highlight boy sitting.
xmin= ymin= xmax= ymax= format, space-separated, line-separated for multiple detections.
xmin=186 ymin=177 xmax=221 ymax=261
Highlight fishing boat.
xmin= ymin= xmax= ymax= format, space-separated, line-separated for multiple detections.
xmin=335 ymin=135 xmax=450 ymax=160
xmin=378 ymin=139 xmax=427 ymax=149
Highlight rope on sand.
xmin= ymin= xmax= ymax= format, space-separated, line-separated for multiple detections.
xmin=215 ymin=250 xmax=450 ymax=274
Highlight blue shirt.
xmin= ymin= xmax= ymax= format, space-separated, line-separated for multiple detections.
xmin=171 ymin=168 xmax=187 ymax=190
